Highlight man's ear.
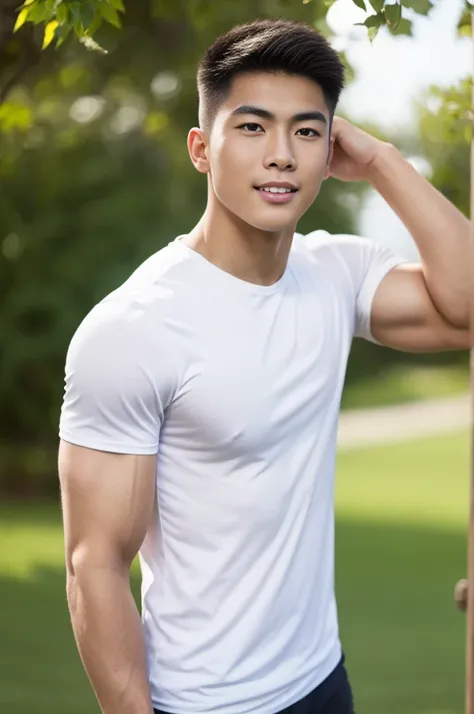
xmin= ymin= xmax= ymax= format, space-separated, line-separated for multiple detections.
xmin=187 ymin=128 xmax=209 ymax=174
xmin=323 ymin=135 xmax=335 ymax=181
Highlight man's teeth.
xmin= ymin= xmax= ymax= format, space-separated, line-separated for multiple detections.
xmin=260 ymin=187 xmax=293 ymax=193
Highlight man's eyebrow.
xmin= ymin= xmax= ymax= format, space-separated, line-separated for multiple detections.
xmin=292 ymin=111 xmax=327 ymax=125
xmin=230 ymin=105 xmax=327 ymax=125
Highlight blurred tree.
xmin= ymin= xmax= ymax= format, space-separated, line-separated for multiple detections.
xmin=0 ymin=0 xmax=369 ymax=495
xmin=7 ymin=0 xmax=471 ymax=56
xmin=416 ymin=78 xmax=471 ymax=218
xmin=0 ymin=0 xmax=470 ymax=495
xmin=2 ymin=0 xmax=471 ymax=104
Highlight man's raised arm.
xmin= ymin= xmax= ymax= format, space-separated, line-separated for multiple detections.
xmin=328 ymin=117 xmax=470 ymax=353
xmin=59 ymin=442 xmax=156 ymax=714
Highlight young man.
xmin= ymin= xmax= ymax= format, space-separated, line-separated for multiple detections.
xmin=58 ymin=18 xmax=470 ymax=714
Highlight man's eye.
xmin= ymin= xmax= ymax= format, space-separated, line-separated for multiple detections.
xmin=239 ymin=123 xmax=264 ymax=132
xmin=297 ymin=128 xmax=320 ymax=137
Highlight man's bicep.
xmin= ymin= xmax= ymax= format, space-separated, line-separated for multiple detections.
xmin=59 ymin=441 xmax=157 ymax=572
xmin=370 ymin=264 xmax=469 ymax=352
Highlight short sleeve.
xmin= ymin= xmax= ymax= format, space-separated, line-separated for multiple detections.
xmin=59 ymin=299 xmax=175 ymax=454
xmin=297 ymin=230 xmax=407 ymax=343
xmin=351 ymin=240 xmax=406 ymax=342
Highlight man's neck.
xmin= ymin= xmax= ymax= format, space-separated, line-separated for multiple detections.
xmin=183 ymin=204 xmax=296 ymax=288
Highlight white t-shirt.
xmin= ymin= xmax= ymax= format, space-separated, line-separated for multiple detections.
xmin=59 ymin=230 xmax=403 ymax=714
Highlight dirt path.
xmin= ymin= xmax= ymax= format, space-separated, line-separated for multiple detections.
xmin=337 ymin=393 xmax=471 ymax=449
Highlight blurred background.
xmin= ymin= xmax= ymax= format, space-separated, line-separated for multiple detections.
xmin=0 ymin=0 xmax=471 ymax=712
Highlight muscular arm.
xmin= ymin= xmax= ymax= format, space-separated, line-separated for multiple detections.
xmin=367 ymin=143 xmax=470 ymax=352
xmin=370 ymin=263 xmax=470 ymax=352
xmin=59 ymin=441 xmax=157 ymax=714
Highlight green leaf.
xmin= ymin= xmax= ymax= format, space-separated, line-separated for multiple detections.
xmin=401 ymin=0 xmax=433 ymax=14
xmin=390 ymin=17 xmax=413 ymax=34
xmin=384 ymin=2 xmax=402 ymax=29
xmin=13 ymin=7 xmax=30 ymax=32
xmin=87 ymin=8 xmax=104 ymax=36
xmin=364 ymin=12 xmax=385 ymax=27
xmin=458 ymin=22 xmax=472 ymax=38
xmin=109 ymin=0 xmax=126 ymax=10
xmin=79 ymin=2 xmax=96 ymax=29
xmin=24 ymin=1 xmax=53 ymax=24
xmin=100 ymin=2 xmax=122 ymax=28
xmin=352 ymin=0 xmax=367 ymax=10
xmin=354 ymin=11 xmax=385 ymax=40
xmin=42 ymin=19 xmax=59 ymax=49
xmin=368 ymin=0 xmax=384 ymax=11
xmin=368 ymin=25 xmax=380 ymax=41
xmin=54 ymin=22 xmax=71 ymax=47
xmin=55 ymin=2 xmax=69 ymax=24
xmin=457 ymin=6 xmax=472 ymax=37
xmin=69 ymin=5 xmax=84 ymax=34
xmin=22 ymin=2 xmax=48 ymax=25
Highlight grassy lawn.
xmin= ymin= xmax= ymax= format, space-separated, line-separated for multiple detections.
xmin=0 ymin=431 xmax=470 ymax=714
xmin=341 ymin=365 xmax=469 ymax=411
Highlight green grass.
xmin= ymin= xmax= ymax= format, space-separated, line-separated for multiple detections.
xmin=341 ymin=365 xmax=469 ymax=411
xmin=335 ymin=431 xmax=470 ymax=714
xmin=0 ymin=431 xmax=470 ymax=714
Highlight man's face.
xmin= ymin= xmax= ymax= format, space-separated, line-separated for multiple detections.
xmin=194 ymin=71 xmax=334 ymax=233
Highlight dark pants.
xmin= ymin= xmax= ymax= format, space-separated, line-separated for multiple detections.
xmin=153 ymin=656 xmax=355 ymax=714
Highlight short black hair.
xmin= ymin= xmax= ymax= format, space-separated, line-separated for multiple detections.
xmin=197 ymin=19 xmax=346 ymax=131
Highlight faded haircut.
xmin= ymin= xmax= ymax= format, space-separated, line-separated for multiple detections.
xmin=197 ymin=18 xmax=346 ymax=131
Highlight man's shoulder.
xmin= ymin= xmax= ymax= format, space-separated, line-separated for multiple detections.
xmin=70 ymin=240 xmax=194 ymax=351
xmin=293 ymin=230 xmax=381 ymax=280
xmin=114 ymin=238 xmax=196 ymax=304
xmin=101 ymin=239 xmax=195 ymax=311
xmin=293 ymin=229 xmax=372 ymax=259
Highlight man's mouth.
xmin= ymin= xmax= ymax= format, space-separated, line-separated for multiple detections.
xmin=255 ymin=181 xmax=299 ymax=193
xmin=257 ymin=186 xmax=296 ymax=194
xmin=254 ymin=182 xmax=299 ymax=203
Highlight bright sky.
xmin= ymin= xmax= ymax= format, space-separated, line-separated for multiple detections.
xmin=326 ymin=0 xmax=471 ymax=258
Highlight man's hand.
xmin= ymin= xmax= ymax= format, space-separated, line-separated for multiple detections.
xmin=328 ymin=116 xmax=469 ymax=350
xmin=328 ymin=117 xmax=387 ymax=183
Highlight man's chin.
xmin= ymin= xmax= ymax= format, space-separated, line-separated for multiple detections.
xmin=245 ymin=194 xmax=314 ymax=233
xmin=247 ymin=213 xmax=301 ymax=234
xmin=251 ymin=223 xmax=296 ymax=235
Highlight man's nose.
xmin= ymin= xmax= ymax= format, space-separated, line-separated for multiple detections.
xmin=264 ymin=133 xmax=296 ymax=171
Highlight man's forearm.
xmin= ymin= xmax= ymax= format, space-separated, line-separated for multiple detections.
xmin=368 ymin=143 xmax=470 ymax=329
xmin=67 ymin=563 xmax=153 ymax=714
